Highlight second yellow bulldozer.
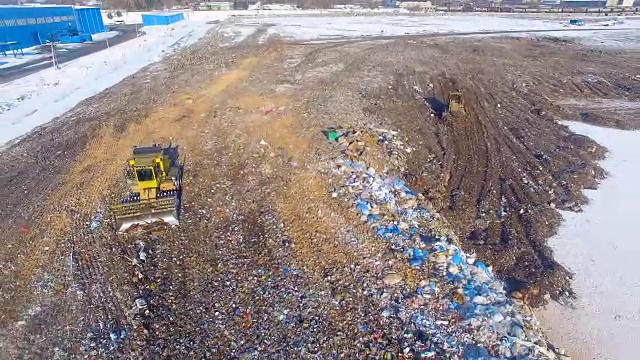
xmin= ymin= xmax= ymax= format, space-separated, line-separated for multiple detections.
xmin=447 ymin=91 xmax=465 ymax=116
xmin=111 ymin=144 xmax=183 ymax=233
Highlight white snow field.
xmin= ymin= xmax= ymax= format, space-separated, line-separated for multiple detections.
xmin=241 ymin=14 xmax=636 ymax=41
xmin=536 ymin=121 xmax=640 ymax=360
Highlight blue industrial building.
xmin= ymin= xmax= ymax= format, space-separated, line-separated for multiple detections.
xmin=0 ymin=5 xmax=105 ymax=50
xmin=561 ymin=0 xmax=608 ymax=6
xmin=74 ymin=7 xmax=105 ymax=35
xmin=382 ymin=0 xmax=397 ymax=7
xmin=142 ymin=12 xmax=185 ymax=27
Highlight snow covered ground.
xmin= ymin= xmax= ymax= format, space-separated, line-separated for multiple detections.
xmin=0 ymin=33 xmax=121 ymax=70
xmin=0 ymin=50 xmax=47 ymax=69
xmin=525 ymin=27 xmax=640 ymax=49
xmin=102 ymin=11 xmax=143 ymax=25
xmin=0 ymin=14 xmax=229 ymax=147
xmin=0 ymin=44 xmax=83 ymax=70
xmin=460 ymin=28 xmax=640 ymax=49
xmin=214 ymin=13 xmax=640 ymax=49
xmin=231 ymin=14 xmax=637 ymax=43
xmin=536 ymin=121 xmax=640 ymax=360
xmin=90 ymin=31 xmax=121 ymax=42
xmin=249 ymin=15 xmax=568 ymax=40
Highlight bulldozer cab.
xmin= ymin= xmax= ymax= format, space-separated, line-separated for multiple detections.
xmin=128 ymin=145 xmax=170 ymax=189
xmin=134 ymin=166 xmax=157 ymax=187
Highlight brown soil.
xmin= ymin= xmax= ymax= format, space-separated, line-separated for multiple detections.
xmin=0 ymin=27 xmax=638 ymax=356
xmin=356 ymin=38 xmax=638 ymax=304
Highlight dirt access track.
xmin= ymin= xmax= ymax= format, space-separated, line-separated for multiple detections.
xmin=0 ymin=27 xmax=638 ymax=356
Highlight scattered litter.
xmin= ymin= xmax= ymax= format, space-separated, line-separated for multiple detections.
xmin=569 ymin=19 xmax=585 ymax=26
xmin=88 ymin=210 xmax=103 ymax=232
xmin=331 ymin=127 xmax=559 ymax=358
xmin=138 ymin=241 xmax=148 ymax=263
xmin=383 ymin=273 xmax=403 ymax=285
xmin=322 ymin=126 xmax=346 ymax=142
xmin=134 ymin=296 xmax=147 ymax=310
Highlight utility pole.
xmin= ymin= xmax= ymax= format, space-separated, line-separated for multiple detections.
xmin=50 ymin=41 xmax=60 ymax=70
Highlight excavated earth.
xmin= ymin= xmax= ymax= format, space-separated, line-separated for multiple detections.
xmin=0 ymin=26 xmax=638 ymax=357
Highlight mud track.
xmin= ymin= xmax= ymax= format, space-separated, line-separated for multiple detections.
xmin=0 ymin=29 xmax=638 ymax=356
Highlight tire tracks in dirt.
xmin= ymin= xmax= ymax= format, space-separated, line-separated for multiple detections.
xmin=345 ymin=36 xmax=634 ymax=304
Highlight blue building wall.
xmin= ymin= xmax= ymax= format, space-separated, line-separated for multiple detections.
xmin=0 ymin=6 xmax=77 ymax=49
xmin=142 ymin=12 xmax=185 ymax=27
xmin=74 ymin=7 xmax=105 ymax=35
xmin=560 ymin=0 xmax=607 ymax=6
xmin=382 ymin=0 xmax=397 ymax=7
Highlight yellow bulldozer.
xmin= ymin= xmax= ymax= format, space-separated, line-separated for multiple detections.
xmin=111 ymin=144 xmax=183 ymax=233
xmin=449 ymin=91 xmax=466 ymax=115
xmin=447 ymin=91 xmax=465 ymax=116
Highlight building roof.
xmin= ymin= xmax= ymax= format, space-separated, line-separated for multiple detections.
xmin=143 ymin=11 xmax=183 ymax=16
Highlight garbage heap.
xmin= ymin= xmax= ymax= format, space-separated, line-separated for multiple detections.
xmin=328 ymin=127 xmax=559 ymax=359
xmin=79 ymin=238 xmax=152 ymax=356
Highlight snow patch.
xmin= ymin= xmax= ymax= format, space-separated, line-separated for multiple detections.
xmin=91 ymin=31 xmax=121 ymax=42
xmin=222 ymin=14 xmax=639 ymax=47
xmin=537 ymin=120 xmax=640 ymax=360
xmin=0 ymin=17 xmax=229 ymax=146
xmin=219 ymin=25 xmax=258 ymax=45
xmin=0 ymin=51 xmax=47 ymax=69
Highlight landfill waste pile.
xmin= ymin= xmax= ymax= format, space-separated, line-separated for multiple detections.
xmin=79 ymin=239 xmax=149 ymax=356
xmin=69 ymin=126 xmax=567 ymax=359
xmin=327 ymin=127 xmax=564 ymax=359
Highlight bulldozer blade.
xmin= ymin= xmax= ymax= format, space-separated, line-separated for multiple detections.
xmin=112 ymin=197 xmax=180 ymax=234
xmin=115 ymin=211 xmax=179 ymax=233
